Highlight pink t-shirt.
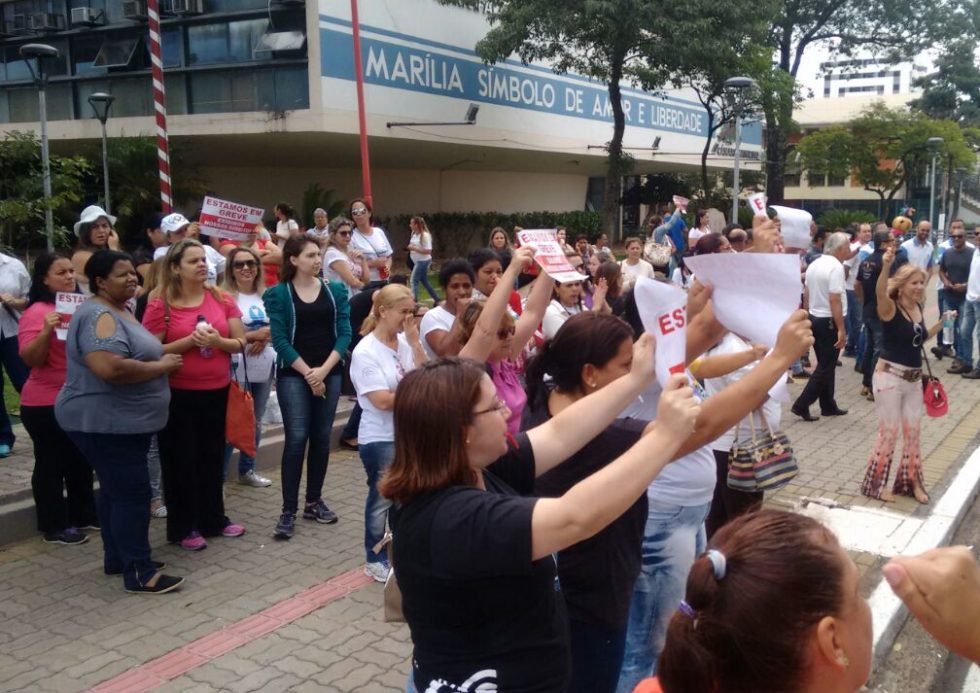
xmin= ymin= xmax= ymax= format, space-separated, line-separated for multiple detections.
xmin=490 ymin=358 xmax=527 ymax=435
xmin=142 ymin=291 xmax=242 ymax=390
xmin=18 ymin=302 xmax=67 ymax=407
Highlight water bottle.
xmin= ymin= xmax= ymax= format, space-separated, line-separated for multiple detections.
xmin=196 ymin=315 xmax=214 ymax=359
xmin=942 ymin=311 xmax=955 ymax=345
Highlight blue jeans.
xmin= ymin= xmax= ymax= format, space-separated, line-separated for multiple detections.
xmin=410 ymin=259 xmax=439 ymax=302
xmin=617 ymin=499 xmax=711 ymax=693
xmin=861 ymin=310 xmax=885 ymax=388
xmin=68 ymin=431 xmax=158 ymax=589
xmin=223 ymin=376 xmax=274 ymax=478
xmin=936 ymin=288 xmax=946 ymax=347
xmin=942 ymin=291 xmax=966 ymax=358
xmin=845 ymin=290 xmax=862 ymax=354
xmin=277 ymin=373 xmax=342 ymax=515
xmin=147 ymin=434 xmax=162 ymax=502
xmin=0 ymin=334 xmax=28 ymax=447
xmin=958 ymin=298 xmax=980 ymax=368
xmin=360 ymin=441 xmax=394 ymax=563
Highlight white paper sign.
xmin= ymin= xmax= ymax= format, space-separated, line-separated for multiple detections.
xmin=55 ymin=292 xmax=87 ymax=340
xmin=770 ymin=205 xmax=813 ymax=249
xmin=634 ymin=277 xmax=688 ymax=387
xmin=198 ymin=196 xmax=265 ymax=241
xmin=683 ymin=253 xmax=802 ymax=348
xmin=748 ymin=192 xmax=768 ymax=218
xmin=672 ymin=195 xmax=690 ymax=212
xmin=515 ymin=229 xmax=587 ymax=283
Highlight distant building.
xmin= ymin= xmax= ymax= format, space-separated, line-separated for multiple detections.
xmin=819 ymin=57 xmax=928 ymax=99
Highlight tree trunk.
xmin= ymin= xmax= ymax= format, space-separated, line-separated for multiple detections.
xmin=602 ymin=54 xmax=627 ymax=241
xmin=700 ymin=110 xmax=715 ymax=200
xmin=766 ymin=119 xmax=787 ymax=204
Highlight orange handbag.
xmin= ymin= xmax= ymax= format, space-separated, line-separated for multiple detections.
xmin=226 ymin=339 xmax=257 ymax=457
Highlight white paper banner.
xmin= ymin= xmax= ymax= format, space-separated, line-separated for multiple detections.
xmin=515 ymin=229 xmax=587 ymax=283
xmin=55 ymin=292 xmax=87 ymax=340
xmin=771 ymin=205 xmax=812 ymax=249
xmin=683 ymin=253 xmax=801 ymax=348
xmin=672 ymin=195 xmax=690 ymax=212
xmin=748 ymin=192 xmax=768 ymax=218
xmin=198 ymin=196 xmax=265 ymax=241
xmin=634 ymin=277 xmax=688 ymax=387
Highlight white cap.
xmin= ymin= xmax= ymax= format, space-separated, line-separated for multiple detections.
xmin=161 ymin=213 xmax=191 ymax=235
xmin=74 ymin=205 xmax=117 ymax=237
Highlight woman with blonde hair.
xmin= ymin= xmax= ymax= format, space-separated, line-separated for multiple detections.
xmin=408 ymin=216 xmax=439 ymax=303
xmin=488 ymin=226 xmax=513 ymax=273
xmin=350 ymin=283 xmax=427 ymax=582
xmin=142 ymin=239 xmax=248 ymax=551
xmin=221 ymin=247 xmax=275 ymax=488
xmin=861 ymin=251 xmax=942 ymax=503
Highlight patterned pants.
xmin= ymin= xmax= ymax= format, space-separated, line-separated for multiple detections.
xmin=860 ymin=364 xmax=925 ymax=499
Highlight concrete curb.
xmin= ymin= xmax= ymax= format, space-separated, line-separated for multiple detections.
xmin=869 ymin=442 xmax=980 ymax=672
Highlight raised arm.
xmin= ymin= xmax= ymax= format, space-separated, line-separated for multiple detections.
xmin=876 ymin=248 xmax=897 ymax=322
xmin=459 ymin=247 xmax=533 ymax=362
xmin=512 ymin=269 xmax=555 ymax=356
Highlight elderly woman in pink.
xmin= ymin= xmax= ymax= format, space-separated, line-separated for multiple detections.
xmin=456 ymin=247 xmax=553 ymax=434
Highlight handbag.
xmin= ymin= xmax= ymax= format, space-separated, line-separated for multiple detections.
xmin=643 ymin=238 xmax=673 ymax=268
xmin=919 ymin=344 xmax=948 ymax=418
xmin=373 ymin=533 xmax=404 ymax=623
xmin=226 ymin=339 xmax=257 ymax=457
xmin=727 ymin=409 xmax=798 ymax=492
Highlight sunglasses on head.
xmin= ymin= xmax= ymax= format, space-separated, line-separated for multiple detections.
xmin=233 ymin=260 xmax=257 ymax=269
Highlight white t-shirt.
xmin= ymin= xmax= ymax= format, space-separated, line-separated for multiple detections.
xmin=805 ymin=254 xmax=846 ymax=319
xmin=322 ymin=247 xmax=362 ymax=296
xmin=0 ymin=254 xmax=29 ymax=338
xmin=350 ymin=227 xmax=393 ymax=282
xmin=621 ymin=378 xmax=716 ymax=506
xmin=275 ymin=219 xmax=300 ymax=241
xmin=671 ymin=267 xmax=691 ymax=288
xmin=620 ymin=259 xmax=655 ymax=291
xmin=542 ymin=300 xmax=581 ymax=340
xmin=231 ymin=291 xmax=276 ymax=382
xmin=966 ymin=250 xmax=980 ymax=302
xmin=350 ymin=332 xmax=416 ymax=444
xmin=843 ymin=241 xmax=867 ymax=291
xmin=154 ymin=243 xmax=226 ymax=285
xmin=409 ymin=232 xmax=432 ymax=264
xmin=307 ymin=226 xmax=330 ymax=244
xmin=419 ymin=305 xmax=455 ymax=359
xmin=688 ymin=228 xmax=705 ymax=247
xmin=702 ymin=333 xmax=781 ymax=452
xmin=900 ymin=237 xmax=934 ymax=272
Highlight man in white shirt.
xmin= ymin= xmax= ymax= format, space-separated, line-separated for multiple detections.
xmin=957 ymin=240 xmax=980 ymax=379
xmin=900 ymin=220 xmax=935 ymax=274
xmin=843 ymin=223 xmax=872 ymax=357
xmin=792 ymin=232 xmax=851 ymax=421
xmin=0 ymin=252 xmax=30 ymax=457
xmin=153 ymin=213 xmax=226 ymax=285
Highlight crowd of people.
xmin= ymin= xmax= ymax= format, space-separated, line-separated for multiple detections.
xmin=0 ymin=198 xmax=977 ymax=689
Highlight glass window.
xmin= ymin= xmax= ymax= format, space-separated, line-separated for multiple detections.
xmin=207 ymin=0 xmax=268 ymax=11
xmin=73 ymin=34 xmax=106 ymax=75
xmin=162 ymin=28 xmax=181 ymax=68
xmin=271 ymin=65 xmax=308 ymax=110
xmin=188 ymin=19 xmax=269 ymax=65
xmin=1 ymin=47 xmax=34 ymax=82
xmin=189 ymin=66 xmax=308 ymax=114
xmin=165 ymin=75 xmax=186 ymax=114
xmin=5 ymin=82 xmax=72 ymax=122
xmin=93 ymin=36 xmax=140 ymax=69
xmin=76 ymin=76 xmax=152 ymax=117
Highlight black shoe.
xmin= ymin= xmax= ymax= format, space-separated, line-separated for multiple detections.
xmin=962 ymin=369 xmax=980 ymax=379
xmin=339 ymin=439 xmax=359 ymax=452
xmin=931 ymin=346 xmax=944 ymax=360
xmin=274 ymin=512 xmax=296 ymax=539
xmin=821 ymin=407 xmax=848 ymax=416
xmin=942 ymin=346 xmax=955 ymax=358
xmin=791 ymin=405 xmax=820 ymax=422
xmin=106 ymin=560 xmax=166 ymax=576
xmin=43 ymin=528 xmax=88 ymax=545
xmin=124 ymin=574 xmax=184 ymax=595
xmin=948 ymin=361 xmax=971 ymax=374
xmin=836 ymin=360 xmax=843 ymax=367
xmin=303 ymin=500 xmax=339 ymax=524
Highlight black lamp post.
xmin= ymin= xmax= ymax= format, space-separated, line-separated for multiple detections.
xmin=88 ymin=92 xmax=116 ymax=214
xmin=19 ymin=43 xmax=60 ymax=251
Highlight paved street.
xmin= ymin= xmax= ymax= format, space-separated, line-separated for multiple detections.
xmin=0 ymin=345 xmax=978 ymax=692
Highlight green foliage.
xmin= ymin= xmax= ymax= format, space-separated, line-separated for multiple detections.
xmin=817 ymin=209 xmax=878 ymax=229
xmin=385 ymin=210 xmax=601 ymax=257
xmin=911 ymin=37 xmax=980 ymax=128
xmin=0 ymin=131 xmax=92 ymax=251
xmin=301 ymin=183 xmax=348 ymax=224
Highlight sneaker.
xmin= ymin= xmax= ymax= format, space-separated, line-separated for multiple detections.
xmin=303 ymin=499 xmax=339 ymax=525
xmin=125 ymin=574 xmax=185 ymax=595
xmin=43 ymin=528 xmax=88 ymax=545
xmin=931 ymin=346 xmax=945 ymax=360
xmin=274 ymin=513 xmax=296 ymax=539
xmin=151 ymin=502 xmax=168 ymax=519
xmin=0 ymin=444 xmax=11 ymax=458
xmin=180 ymin=531 xmax=207 ymax=551
xmin=364 ymin=560 xmax=391 ymax=583
xmin=81 ymin=524 xmax=100 ymax=531
xmin=239 ymin=470 xmax=272 ymax=488
xmin=962 ymin=369 xmax=980 ymax=379
xmin=106 ymin=560 xmax=166 ymax=576
xmin=221 ymin=523 xmax=246 ymax=537
xmin=948 ymin=361 xmax=971 ymax=374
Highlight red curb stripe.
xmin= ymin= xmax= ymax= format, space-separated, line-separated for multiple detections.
xmin=88 ymin=567 xmax=373 ymax=692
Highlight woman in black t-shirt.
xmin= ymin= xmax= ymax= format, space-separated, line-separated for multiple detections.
xmin=861 ymin=248 xmax=942 ymax=503
xmin=381 ymin=349 xmax=699 ymax=693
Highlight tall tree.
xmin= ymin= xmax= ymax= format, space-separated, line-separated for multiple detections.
xmin=763 ymin=0 xmax=960 ymax=203
xmin=911 ymin=38 xmax=980 ymax=127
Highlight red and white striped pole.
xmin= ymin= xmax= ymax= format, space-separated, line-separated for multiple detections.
xmin=147 ymin=0 xmax=172 ymax=213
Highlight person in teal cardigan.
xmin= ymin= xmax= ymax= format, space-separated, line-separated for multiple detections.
xmin=264 ymin=236 xmax=352 ymax=539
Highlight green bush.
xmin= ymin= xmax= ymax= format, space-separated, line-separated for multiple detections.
xmin=383 ymin=210 xmax=602 ymax=257
xmin=817 ymin=208 xmax=877 ymax=229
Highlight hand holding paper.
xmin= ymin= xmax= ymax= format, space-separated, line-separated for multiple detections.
xmin=634 ymin=277 xmax=688 ymax=387
xmin=748 ymin=192 xmax=768 ymax=218
xmin=515 ymin=229 xmax=586 ymax=283
xmin=770 ymin=205 xmax=813 ymax=250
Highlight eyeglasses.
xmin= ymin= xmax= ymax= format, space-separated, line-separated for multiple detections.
xmin=233 ymin=260 xmax=257 ymax=269
xmin=496 ymin=326 xmax=516 ymax=339
xmin=336 ymin=230 xmax=352 ymax=237
xmin=474 ymin=397 xmax=509 ymax=417
xmin=351 ymin=208 xmax=369 ymax=216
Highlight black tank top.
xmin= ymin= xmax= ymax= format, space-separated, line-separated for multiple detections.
xmin=881 ymin=306 xmax=925 ymax=368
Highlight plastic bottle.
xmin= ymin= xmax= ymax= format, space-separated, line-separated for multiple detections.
xmin=196 ymin=315 xmax=214 ymax=359
xmin=943 ymin=311 xmax=955 ymax=345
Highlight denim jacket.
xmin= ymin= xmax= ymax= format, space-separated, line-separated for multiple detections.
xmin=264 ymin=279 xmax=352 ymax=370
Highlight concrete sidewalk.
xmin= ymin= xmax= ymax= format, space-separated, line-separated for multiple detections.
xmin=0 ymin=353 xmax=978 ymax=692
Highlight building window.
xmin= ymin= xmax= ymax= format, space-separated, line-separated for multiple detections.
xmin=188 ymin=19 xmax=271 ymax=65
xmin=93 ymin=36 xmax=141 ymax=69
xmin=189 ymin=65 xmax=308 ymax=114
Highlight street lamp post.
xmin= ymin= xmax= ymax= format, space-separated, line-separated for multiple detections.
xmin=88 ymin=93 xmax=115 ymax=215
xmin=724 ymin=76 xmax=755 ymax=223
xmin=19 ymin=43 xmax=60 ymax=252
xmin=927 ymin=136 xmax=944 ymax=232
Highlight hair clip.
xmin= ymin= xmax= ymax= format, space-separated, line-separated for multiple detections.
xmin=706 ymin=549 xmax=727 ymax=580
xmin=678 ymin=600 xmax=697 ymax=619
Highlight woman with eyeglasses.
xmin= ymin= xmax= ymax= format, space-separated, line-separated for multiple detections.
xmin=348 ymin=199 xmax=393 ymax=288
xmin=350 ymin=283 xmax=427 ymax=582
xmin=860 ymin=248 xmax=942 ymax=504
xmin=323 ymin=217 xmax=368 ymax=296
xmin=221 ymin=247 xmax=275 ymax=489
xmin=218 ymin=224 xmax=283 ymax=289
xmin=457 ymin=248 xmax=553 ymax=435
xmin=265 ymin=237 xmax=352 ymax=539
